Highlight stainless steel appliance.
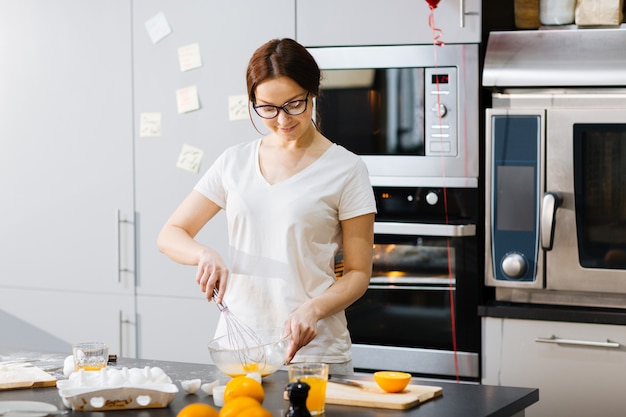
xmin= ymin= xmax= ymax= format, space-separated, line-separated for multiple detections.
xmin=344 ymin=183 xmax=480 ymax=381
xmin=483 ymin=29 xmax=626 ymax=308
xmin=308 ymin=43 xmax=479 ymax=187
xmin=308 ymin=43 xmax=482 ymax=380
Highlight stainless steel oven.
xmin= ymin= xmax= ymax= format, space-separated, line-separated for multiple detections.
xmin=344 ymin=182 xmax=480 ymax=381
xmin=483 ymin=29 xmax=626 ymax=309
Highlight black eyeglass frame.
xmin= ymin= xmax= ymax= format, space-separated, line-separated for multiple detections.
xmin=252 ymin=91 xmax=310 ymax=119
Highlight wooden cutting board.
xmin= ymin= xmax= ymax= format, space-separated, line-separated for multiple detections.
xmin=0 ymin=366 xmax=57 ymax=390
xmin=325 ymin=380 xmax=442 ymax=410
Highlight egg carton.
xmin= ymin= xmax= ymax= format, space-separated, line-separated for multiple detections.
xmin=56 ymin=366 xmax=178 ymax=411
xmin=57 ymin=383 xmax=178 ymax=411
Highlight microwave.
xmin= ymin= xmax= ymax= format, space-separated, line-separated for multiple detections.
xmin=308 ymin=44 xmax=479 ymax=187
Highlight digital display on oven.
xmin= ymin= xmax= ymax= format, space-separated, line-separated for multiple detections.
xmin=432 ymin=73 xmax=449 ymax=84
xmin=496 ymin=165 xmax=535 ymax=232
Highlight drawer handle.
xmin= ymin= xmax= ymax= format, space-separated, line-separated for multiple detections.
xmin=535 ymin=335 xmax=620 ymax=349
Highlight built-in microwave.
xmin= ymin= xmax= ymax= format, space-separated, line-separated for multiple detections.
xmin=308 ymin=44 xmax=479 ymax=187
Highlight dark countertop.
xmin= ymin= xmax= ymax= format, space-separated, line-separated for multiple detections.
xmin=0 ymin=349 xmax=538 ymax=417
xmin=479 ymin=301 xmax=626 ymax=325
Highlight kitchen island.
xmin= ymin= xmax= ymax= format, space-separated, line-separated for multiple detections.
xmin=1 ymin=349 xmax=538 ymax=417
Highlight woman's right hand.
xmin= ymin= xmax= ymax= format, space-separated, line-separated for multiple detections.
xmin=157 ymin=190 xmax=227 ymax=303
xmin=196 ymin=247 xmax=229 ymax=303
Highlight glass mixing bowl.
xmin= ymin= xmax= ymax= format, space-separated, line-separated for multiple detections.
xmin=208 ymin=327 xmax=290 ymax=377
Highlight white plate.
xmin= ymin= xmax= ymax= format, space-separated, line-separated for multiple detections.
xmin=0 ymin=401 xmax=58 ymax=417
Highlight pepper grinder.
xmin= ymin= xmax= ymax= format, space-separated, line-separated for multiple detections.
xmin=285 ymin=381 xmax=311 ymax=417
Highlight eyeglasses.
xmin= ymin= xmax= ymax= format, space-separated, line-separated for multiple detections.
xmin=253 ymin=92 xmax=310 ymax=119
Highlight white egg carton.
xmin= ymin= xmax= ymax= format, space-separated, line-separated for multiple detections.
xmin=57 ymin=366 xmax=178 ymax=411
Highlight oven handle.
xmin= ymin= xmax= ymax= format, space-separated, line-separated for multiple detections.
xmin=368 ymin=284 xmax=455 ymax=291
xmin=540 ymin=192 xmax=562 ymax=250
xmin=368 ymin=276 xmax=455 ymax=290
xmin=374 ymin=222 xmax=475 ymax=237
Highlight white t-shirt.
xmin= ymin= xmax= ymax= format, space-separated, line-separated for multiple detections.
xmin=194 ymin=138 xmax=377 ymax=363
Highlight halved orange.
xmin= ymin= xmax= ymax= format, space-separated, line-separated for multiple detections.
xmin=374 ymin=371 xmax=412 ymax=393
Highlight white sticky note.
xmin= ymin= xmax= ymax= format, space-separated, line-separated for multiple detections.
xmin=178 ymin=43 xmax=202 ymax=72
xmin=145 ymin=12 xmax=172 ymax=44
xmin=176 ymin=85 xmax=200 ymax=114
xmin=228 ymin=94 xmax=249 ymax=121
xmin=176 ymin=144 xmax=204 ymax=173
xmin=139 ymin=112 xmax=162 ymax=137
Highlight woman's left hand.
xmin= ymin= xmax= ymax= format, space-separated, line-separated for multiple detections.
xmin=283 ymin=305 xmax=318 ymax=364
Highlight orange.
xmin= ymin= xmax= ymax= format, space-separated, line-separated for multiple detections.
xmin=374 ymin=371 xmax=411 ymax=393
xmin=177 ymin=403 xmax=219 ymax=417
xmin=218 ymin=397 xmax=261 ymax=417
xmin=236 ymin=406 xmax=273 ymax=417
xmin=223 ymin=376 xmax=264 ymax=404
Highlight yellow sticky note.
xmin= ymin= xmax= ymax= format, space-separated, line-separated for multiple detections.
xmin=228 ymin=94 xmax=249 ymax=121
xmin=139 ymin=112 xmax=162 ymax=137
xmin=178 ymin=43 xmax=202 ymax=72
xmin=176 ymin=144 xmax=203 ymax=173
xmin=176 ymin=85 xmax=200 ymax=114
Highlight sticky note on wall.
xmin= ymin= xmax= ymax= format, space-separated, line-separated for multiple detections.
xmin=177 ymin=144 xmax=204 ymax=173
xmin=145 ymin=12 xmax=172 ymax=44
xmin=178 ymin=43 xmax=202 ymax=72
xmin=139 ymin=112 xmax=162 ymax=137
xmin=176 ymin=85 xmax=200 ymax=114
xmin=228 ymin=95 xmax=249 ymax=121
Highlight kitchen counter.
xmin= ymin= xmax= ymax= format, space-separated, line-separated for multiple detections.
xmin=0 ymin=349 xmax=538 ymax=417
xmin=479 ymin=301 xmax=626 ymax=325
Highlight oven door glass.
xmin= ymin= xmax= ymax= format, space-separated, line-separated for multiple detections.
xmin=574 ymin=123 xmax=626 ymax=269
xmin=318 ymin=68 xmax=426 ymax=156
xmin=346 ymin=235 xmax=456 ymax=350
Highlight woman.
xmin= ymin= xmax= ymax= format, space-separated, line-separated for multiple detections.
xmin=157 ymin=38 xmax=376 ymax=375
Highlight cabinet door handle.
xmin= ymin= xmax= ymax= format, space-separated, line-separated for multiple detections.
xmin=459 ymin=0 xmax=480 ymax=28
xmin=535 ymin=335 xmax=620 ymax=349
xmin=116 ymin=209 xmax=134 ymax=283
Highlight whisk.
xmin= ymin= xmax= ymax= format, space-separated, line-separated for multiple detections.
xmin=212 ymin=288 xmax=266 ymax=370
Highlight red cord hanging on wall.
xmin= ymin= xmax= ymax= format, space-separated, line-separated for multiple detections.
xmin=425 ymin=0 xmax=458 ymax=381
xmin=426 ymin=0 xmax=445 ymax=46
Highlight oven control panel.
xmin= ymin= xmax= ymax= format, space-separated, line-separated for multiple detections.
xmin=424 ymin=67 xmax=458 ymax=157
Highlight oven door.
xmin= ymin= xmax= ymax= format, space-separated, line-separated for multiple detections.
xmin=546 ymin=107 xmax=626 ymax=293
xmin=348 ymin=236 xmax=455 ymax=350
xmin=346 ymin=227 xmax=479 ymax=379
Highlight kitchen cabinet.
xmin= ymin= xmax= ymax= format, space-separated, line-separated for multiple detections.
xmin=0 ymin=289 xmax=135 ymax=357
xmin=296 ymin=0 xmax=481 ymax=47
xmin=0 ymin=1 xmax=136 ymax=355
xmin=131 ymin=0 xmax=296 ymax=362
xmin=482 ymin=316 xmax=626 ymax=417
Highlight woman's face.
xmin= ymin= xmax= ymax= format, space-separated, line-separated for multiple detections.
xmin=253 ymin=76 xmax=313 ymax=143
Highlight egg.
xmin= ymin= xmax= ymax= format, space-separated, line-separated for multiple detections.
xmin=180 ymin=378 xmax=201 ymax=394
xmin=63 ymin=355 xmax=75 ymax=378
xmin=201 ymin=380 xmax=220 ymax=395
xmin=106 ymin=369 xmax=125 ymax=386
xmin=128 ymin=368 xmax=148 ymax=385
xmin=148 ymin=367 xmax=166 ymax=381
xmin=246 ymin=372 xmax=262 ymax=384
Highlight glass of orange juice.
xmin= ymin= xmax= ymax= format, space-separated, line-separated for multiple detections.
xmin=287 ymin=363 xmax=329 ymax=415
xmin=72 ymin=342 xmax=108 ymax=371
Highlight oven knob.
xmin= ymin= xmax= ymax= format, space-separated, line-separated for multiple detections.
xmin=426 ymin=191 xmax=439 ymax=205
xmin=501 ymin=253 xmax=527 ymax=279
xmin=432 ymin=103 xmax=448 ymax=118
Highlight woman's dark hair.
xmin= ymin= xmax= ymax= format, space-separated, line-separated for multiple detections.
xmin=246 ymin=38 xmax=320 ymax=104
